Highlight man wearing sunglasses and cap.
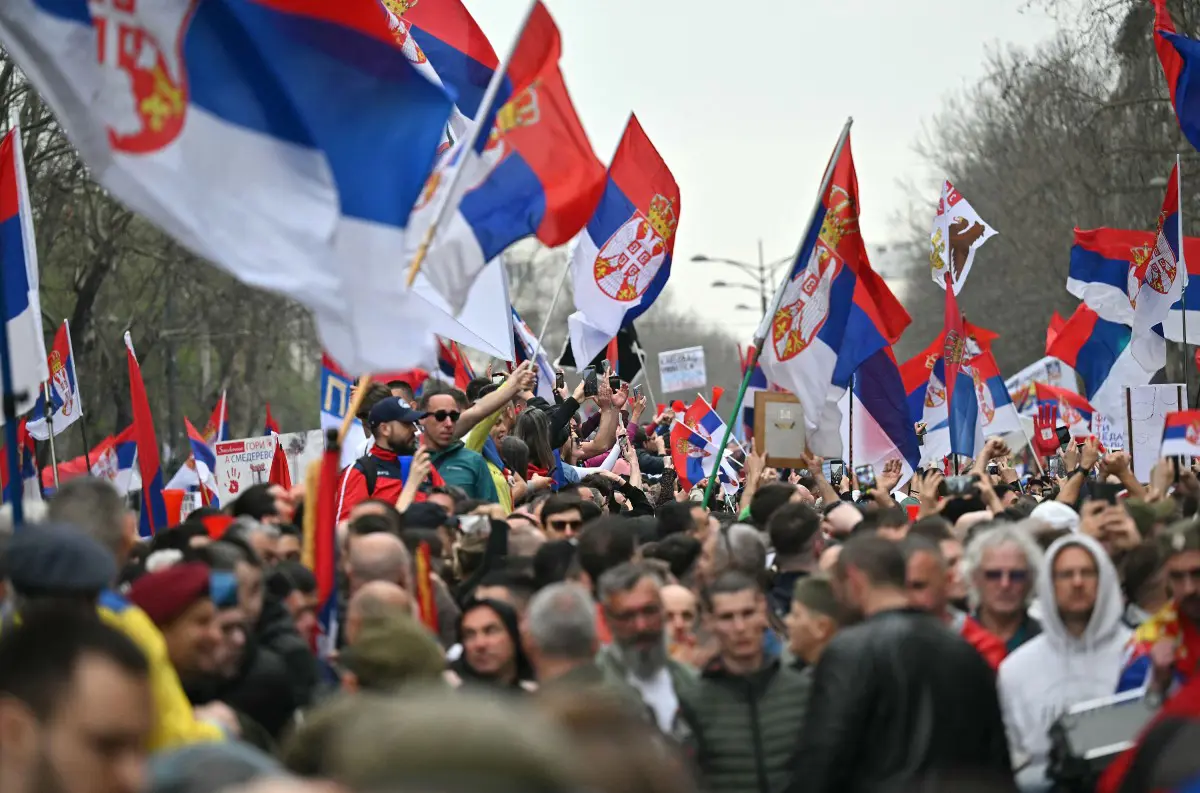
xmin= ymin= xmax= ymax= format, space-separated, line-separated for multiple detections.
xmin=337 ymin=397 xmax=446 ymax=522
xmin=418 ymin=387 xmax=500 ymax=503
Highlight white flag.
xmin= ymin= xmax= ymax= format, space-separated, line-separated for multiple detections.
xmin=930 ymin=180 xmax=997 ymax=295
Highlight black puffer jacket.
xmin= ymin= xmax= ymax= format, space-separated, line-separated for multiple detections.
xmin=255 ymin=595 xmax=318 ymax=710
xmin=785 ymin=607 xmax=1013 ymax=793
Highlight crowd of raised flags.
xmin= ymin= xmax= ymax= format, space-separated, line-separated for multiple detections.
xmin=0 ymin=0 xmax=1196 ymax=521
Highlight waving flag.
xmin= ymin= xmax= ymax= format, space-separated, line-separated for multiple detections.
xmin=0 ymin=420 xmax=41 ymax=505
xmin=408 ymin=2 xmax=607 ymax=312
xmin=757 ymin=131 xmax=910 ymax=457
xmin=1035 ymin=382 xmax=1095 ymax=437
xmin=125 ymin=334 xmax=166 ymax=536
xmin=320 ymin=354 xmax=371 ymax=470
xmin=942 ymin=283 xmax=984 ymax=457
xmin=511 ymin=307 xmax=557 ymax=403
xmin=838 ymin=346 xmax=920 ymax=484
xmin=1153 ymin=0 xmax=1200 ymax=152
xmin=1047 ymin=303 xmax=1158 ymax=421
xmin=310 ymin=436 xmax=341 ymax=678
xmin=1161 ymin=410 xmax=1200 ymax=458
xmin=436 ymin=338 xmax=475 ymax=389
xmin=26 ymin=320 xmax=83 ymax=441
xmin=166 ymin=418 xmax=219 ymax=506
xmin=202 ymin=391 xmax=229 ymax=446
xmin=929 ymin=180 xmax=997 ymax=295
xmin=42 ymin=426 xmax=140 ymax=495
xmin=268 ymin=437 xmax=293 ymax=491
xmin=736 ymin=348 xmax=771 ymax=443
xmin=0 ymin=125 xmax=47 ymax=425
xmin=567 ymin=115 xmax=679 ymax=366
xmin=670 ymin=398 xmax=739 ymax=495
xmin=1130 ymin=161 xmax=1186 ymax=371
xmin=0 ymin=0 xmax=457 ymax=375
xmin=264 ymin=402 xmax=280 ymax=436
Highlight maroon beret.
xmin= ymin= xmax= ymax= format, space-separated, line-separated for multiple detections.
xmin=128 ymin=562 xmax=212 ymax=627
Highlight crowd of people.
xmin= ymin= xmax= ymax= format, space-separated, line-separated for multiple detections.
xmin=3 ymin=361 xmax=1200 ymax=793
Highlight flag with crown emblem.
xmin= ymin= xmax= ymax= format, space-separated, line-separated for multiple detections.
xmin=407 ymin=1 xmax=607 ymax=313
xmin=566 ymin=115 xmax=679 ymax=367
xmin=26 ymin=320 xmax=83 ymax=441
xmin=1130 ymin=161 xmax=1186 ymax=370
xmin=756 ymin=132 xmax=910 ymax=458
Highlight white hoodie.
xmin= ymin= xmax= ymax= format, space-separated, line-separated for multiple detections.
xmin=996 ymin=533 xmax=1131 ymax=778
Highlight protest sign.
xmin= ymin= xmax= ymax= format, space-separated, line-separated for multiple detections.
xmin=1126 ymin=384 xmax=1185 ymax=482
xmin=658 ymin=346 xmax=707 ymax=394
xmin=214 ymin=430 xmax=324 ymax=504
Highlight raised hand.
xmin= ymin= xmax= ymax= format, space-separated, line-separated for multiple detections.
xmin=1032 ymin=403 xmax=1060 ymax=458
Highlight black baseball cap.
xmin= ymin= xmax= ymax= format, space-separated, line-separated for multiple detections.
xmin=367 ymin=397 xmax=427 ymax=427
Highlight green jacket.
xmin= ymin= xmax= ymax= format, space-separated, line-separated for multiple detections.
xmin=428 ymin=441 xmax=499 ymax=502
xmin=594 ymin=644 xmax=698 ymax=736
xmin=678 ymin=657 xmax=811 ymax=793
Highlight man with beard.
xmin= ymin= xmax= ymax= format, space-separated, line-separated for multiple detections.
xmin=336 ymin=397 xmax=444 ymax=522
xmin=785 ymin=535 xmax=1010 ymax=793
xmin=0 ymin=606 xmax=153 ymax=793
xmin=595 ymin=562 xmax=697 ymax=735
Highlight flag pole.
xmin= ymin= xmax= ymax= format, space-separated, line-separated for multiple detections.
xmin=63 ymin=320 xmax=92 ymax=471
xmin=703 ymin=117 xmax=854 ymax=508
xmin=1177 ymin=154 xmax=1192 ymax=407
xmin=0 ymin=272 xmax=24 ymax=526
xmin=404 ymin=0 xmax=539 ymax=288
xmin=535 ymin=259 xmax=572 ymax=351
xmin=43 ymin=382 xmax=59 ymax=488
xmin=847 ymin=375 xmax=855 ymax=469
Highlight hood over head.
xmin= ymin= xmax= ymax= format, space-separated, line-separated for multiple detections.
xmin=1036 ymin=532 xmax=1123 ymax=649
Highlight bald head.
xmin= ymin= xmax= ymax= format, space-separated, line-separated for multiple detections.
xmin=346 ymin=581 xmax=414 ymax=645
xmin=348 ymin=532 xmax=412 ymax=594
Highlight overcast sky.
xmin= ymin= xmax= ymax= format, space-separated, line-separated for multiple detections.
xmin=464 ymin=0 xmax=1062 ymax=339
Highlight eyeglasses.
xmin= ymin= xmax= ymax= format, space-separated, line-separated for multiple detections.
xmin=429 ymin=410 xmax=461 ymax=423
xmin=548 ymin=518 xmax=582 ymax=532
xmin=1167 ymin=567 xmax=1200 ymax=584
xmin=982 ymin=568 xmax=1029 ymax=584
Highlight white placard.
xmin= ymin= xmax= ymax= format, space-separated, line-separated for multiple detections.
xmin=658 ymin=346 xmax=707 ymax=394
xmin=214 ymin=430 xmax=324 ymax=505
xmin=1126 ymin=385 xmax=1185 ymax=483
xmin=1091 ymin=412 xmax=1126 ymax=453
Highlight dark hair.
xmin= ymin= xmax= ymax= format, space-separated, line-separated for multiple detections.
xmin=642 ymin=534 xmax=701 ymax=581
xmin=654 ymin=501 xmax=695 ymax=540
xmin=748 ymin=483 xmax=798 ymax=528
xmin=349 ymin=513 xmax=397 ymax=537
xmin=185 ymin=505 xmax=225 ymax=523
xmin=387 ymin=380 xmax=415 ymax=402
xmin=533 ymin=540 xmax=578 ymax=590
xmin=267 ymin=560 xmax=318 ymax=599
xmin=465 ymin=377 xmax=492 ymax=404
xmin=578 ymin=500 xmax=604 ymax=525
xmin=350 ymin=500 xmax=404 ymax=534
xmin=400 ymin=529 xmax=443 ymax=561
xmin=899 ymin=534 xmax=943 ymax=564
xmin=699 ymin=570 xmax=760 ymax=612
xmin=420 ymin=384 xmax=468 ymax=412
xmin=0 ymin=605 xmax=149 ymax=721
xmin=428 ymin=486 xmax=469 ymax=513
xmin=1121 ymin=541 xmax=1166 ymax=608
xmin=541 ymin=494 xmax=584 ymax=527
xmin=357 ymin=383 xmax=394 ymax=422
xmin=576 ymin=517 xmax=637 ymax=591
xmin=217 ymin=530 xmax=262 ymax=568
xmin=836 ymin=534 xmax=907 ymax=589
xmin=230 ymin=484 xmax=278 ymax=522
xmin=514 ymin=408 xmax=556 ymax=471
xmin=150 ymin=523 xmax=210 ymax=554
xmin=908 ymin=516 xmax=953 ymax=542
xmin=474 ymin=568 xmax=537 ymax=607
xmin=499 ymin=437 xmax=530 ymax=482
xmin=277 ymin=523 xmax=301 ymax=539
xmin=766 ymin=503 xmax=822 ymax=557
xmin=876 ymin=506 xmax=909 ymax=530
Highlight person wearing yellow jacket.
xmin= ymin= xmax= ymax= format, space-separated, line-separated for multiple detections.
xmin=452 ymin=361 xmax=537 ymax=513
xmin=45 ymin=478 xmax=228 ymax=749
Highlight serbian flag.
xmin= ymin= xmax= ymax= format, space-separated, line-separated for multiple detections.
xmin=838 ymin=346 xmax=921 ymax=485
xmin=42 ymin=426 xmax=140 ymax=495
xmin=1047 ymin=303 xmax=1157 ymax=421
xmin=1153 ymin=0 xmax=1200 ymax=152
xmin=566 ymin=115 xmax=679 ymax=366
xmin=125 ymin=333 xmax=167 ymax=536
xmin=757 ymin=129 xmax=910 ymax=458
xmin=166 ymin=418 xmax=219 ymax=506
xmin=436 ymin=338 xmax=474 ymax=389
xmin=669 ymin=398 xmax=739 ymax=495
xmin=1035 ymin=382 xmax=1095 ymax=437
xmin=26 ymin=320 xmax=84 ymax=441
xmin=1045 ymin=311 xmax=1067 ymax=353
xmin=407 ymin=2 xmax=607 ymax=313
xmin=0 ymin=124 xmax=47 ymax=425
xmin=512 ymin=307 xmax=557 ymax=403
xmin=202 ymin=391 xmax=229 ymax=446
xmin=941 ymin=279 xmax=982 ymax=457
xmin=263 ymin=402 xmax=280 ymax=436
xmin=0 ymin=0 xmax=458 ymax=375
xmin=0 ymin=419 xmax=41 ymax=505
xmin=1130 ymin=161 xmax=1186 ymax=370
xmin=1161 ymin=410 xmax=1200 ymax=458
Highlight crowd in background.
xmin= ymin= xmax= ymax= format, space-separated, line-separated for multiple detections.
xmin=3 ymin=361 xmax=1200 ymax=793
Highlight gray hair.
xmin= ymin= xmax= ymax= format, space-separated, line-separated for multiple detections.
xmin=963 ymin=520 xmax=1045 ymax=608
xmin=596 ymin=561 xmax=662 ymax=604
xmin=349 ymin=532 xmax=413 ymax=590
xmin=231 ymin=516 xmax=280 ymax=540
xmin=714 ymin=523 xmax=767 ymax=576
xmin=47 ymin=478 xmax=126 ymax=558
xmin=525 ymin=583 xmax=597 ymax=660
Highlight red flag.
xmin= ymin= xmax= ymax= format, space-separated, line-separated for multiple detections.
xmin=606 ymin=337 xmax=619 ymax=375
xmin=264 ymin=401 xmax=281 ymax=436
xmin=268 ymin=438 xmax=292 ymax=491
xmin=125 ymin=333 xmax=167 ymax=535
xmin=1045 ymin=311 xmax=1067 ymax=355
xmin=711 ymin=386 xmax=725 ymax=410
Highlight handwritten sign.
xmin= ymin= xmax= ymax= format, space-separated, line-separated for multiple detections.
xmin=1126 ymin=385 xmax=1185 ymax=482
xmin=658 ymin=346 xmax=707 ymax=394
xmin=214 ymin=430 xmax=325 ymax=504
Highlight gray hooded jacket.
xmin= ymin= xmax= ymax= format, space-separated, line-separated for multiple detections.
xmin=996 ymin=533 xmax=1131 ymax=779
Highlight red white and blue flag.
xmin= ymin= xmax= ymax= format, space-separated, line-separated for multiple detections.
xmin=567 ymin=115 xmax=679 ymax=366
xmin=670 ymin=397 xmax=739 ymax=495
xmin=202 ymin=391 xmax=229 ymax=447
xmin=1046 ymin=303 xmax=1157 ymax=422
xmin=1035 ymin=382 xmax=1096 ymax=438
xmin=166 ymin=418 xmax=219 ymax=506
xmin=0 ymin=124 xmax=47 ymax=425
xmin=1153 ymin=0 xmax=1200 ymax=153
xmin=1130 ymin=161 xmax=1186 ymax=369
xmin=263 ymin=402 xmax=280 ymax=436
xmin=408 ymin=2 xmax=607 ymax=312
xmin=436 ymin=338 xmax=475 ymax=389
xmin=1161 ymin=410 xmax=1200 ymax=458
xmin=0 ymin=419 xmax=41 ymax=504
xmin=41 ymin=426 xmax=140 ymax=495
xmin=26 ymin=320 xmax=84 ymax=441
xmin=757 ymin=131 xmax=910 ymax=458
xmin=511 ymin=307 xmax=557 ymax=403
xmin=125 ymin=333 xmax=167 ymax=536
xmin=0 ymin=0 xmax=457 ymax=375
xmin=839 ymin=346 xmax=921 ymax=483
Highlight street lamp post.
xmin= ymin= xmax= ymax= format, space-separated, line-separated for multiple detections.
xmin=692 ymin=239 xmax=790 ymax=316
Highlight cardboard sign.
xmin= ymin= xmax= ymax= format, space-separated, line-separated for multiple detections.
xmin=214 ymin=430 xmax=325 ymax=504
xmin=1126 ymin=385 xmax=1185 ymax=482
xmin=1091 ymin=412 xmax=1126 ymax=454
xmin=658 ymin=346 xmax=707 ymax=394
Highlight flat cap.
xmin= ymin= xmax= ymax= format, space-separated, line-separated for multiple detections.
xmin=7 ymin=523 xmax=116 ymax=597
xmin=341 ymin=613 xmax=445 ymax=691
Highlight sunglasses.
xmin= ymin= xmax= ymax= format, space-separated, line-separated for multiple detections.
xmin=548 ymin=518 xmax=583 ymax=532
xmin=429 ymin=410 xmax=461 ymax=423
xmin=982 ymin=568 xmax=1029 ymax=584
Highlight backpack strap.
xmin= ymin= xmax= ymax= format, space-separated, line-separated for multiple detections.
xmin=357 ymin=455 xmax=380 ymax=496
